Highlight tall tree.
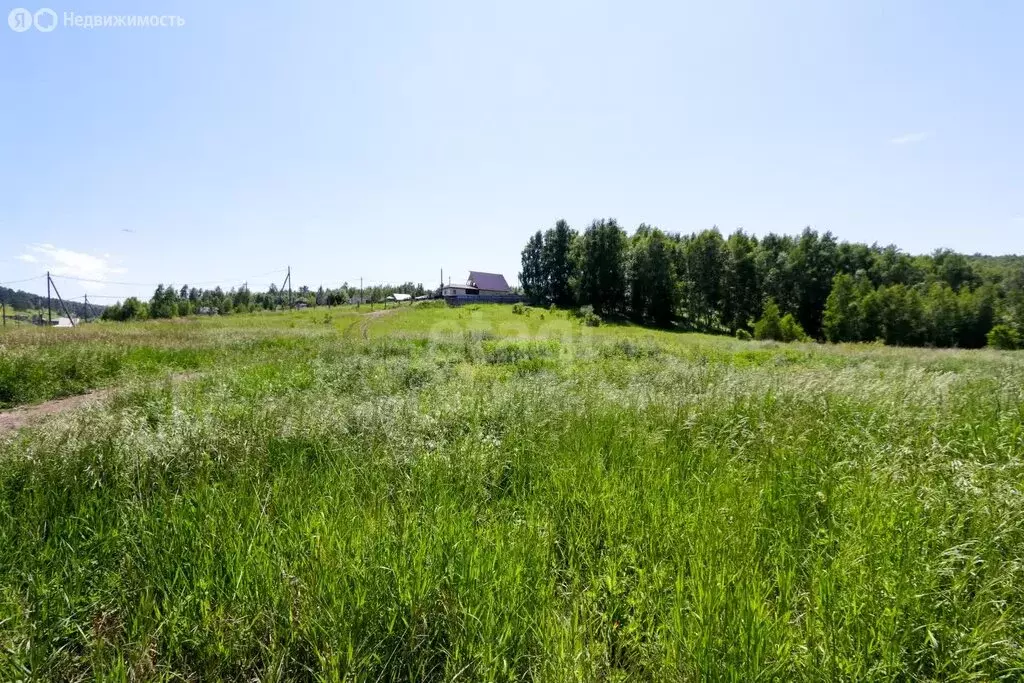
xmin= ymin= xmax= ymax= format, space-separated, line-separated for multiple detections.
xmin=149 ymin=284 xmax=180 ymax=319
xmin=756 ymin=233 xmax=798 ymax=315
xmin=542 ymin=220 xmax=576 ymax=307
xmin=932 ymin=249 xmax=981 ymax=292
xmin=922 ymin=282 xmax=960 ymax=347
xmin=875 ymin=285 xmax=926 ymax=346
xmin=823 ymin=273 xmax=862 ymax=342
xmin=519 ymin=231 xmax=545 ymax=305
xmin=957 ymin=284 xmax=996 ymax=348
xmin=787 ymin=228 xmax=839 ymax=338
xmin=870 ymin=245 xmax=925 ymax=288
xmin=576 ymin=219 xmax=627 ymax=315
xmin=721 ymin=230 xmax=761 ymax=332
xmin=627 ymin=225 xmax=676 ymax=326
xmin=680 ymin=228 xmax=727 ymax=329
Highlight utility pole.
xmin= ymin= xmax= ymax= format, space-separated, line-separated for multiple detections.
xmin=279 ymin=270 xmax=289 ymax=309
xmin=2 ymin=301 xmax=5 ymax=327
xmin=359 ymin=277 xmax=362 ymax=310
xmin=48 ymin=274 xmax=75 ymax=327
xmin=83 ymin=294 xmax=89 ymax=323
xmin=47 ymin=271 xmax=51 ymax=326
xmin=287 ymin=266 xmax=292 ymax=307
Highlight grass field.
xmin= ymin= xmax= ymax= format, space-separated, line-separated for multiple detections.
xmin=1 ymin=304 xmax=1023 ymax=680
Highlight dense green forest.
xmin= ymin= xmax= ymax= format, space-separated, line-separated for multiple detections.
xmin=99 ymin=281 xmax=428 ymax=321
xmin=0 ymin=285 xmax=100 ymax=319
xmin=520 ymin=220 xmax=1024 ymax=349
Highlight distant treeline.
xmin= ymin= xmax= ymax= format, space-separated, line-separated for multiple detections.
xmin=520 ymin=220 xmax=1024 ymax=349
xmin=0 ymin=285 xmax=101 ymax=319
xmin=100 ymin=282 xmax=429 ymax=321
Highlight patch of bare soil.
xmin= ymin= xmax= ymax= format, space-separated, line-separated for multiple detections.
xmin=0 ymin=372 xmax=200 ymax=434
xmin=0 ymin=390 xmax=110 ymax=434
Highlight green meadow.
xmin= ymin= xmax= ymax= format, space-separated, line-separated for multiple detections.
xmin=1 ymin=304 xmax=1023 ymax=680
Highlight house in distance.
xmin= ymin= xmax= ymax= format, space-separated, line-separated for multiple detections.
xmin=441 ymin=271 xmax=521 ymax=305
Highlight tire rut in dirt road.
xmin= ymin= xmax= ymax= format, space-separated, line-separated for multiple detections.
xmin=359 ymin=308 xmax=396 ymax=338
xmin=0 ymin=372 xmax=199 ymax=435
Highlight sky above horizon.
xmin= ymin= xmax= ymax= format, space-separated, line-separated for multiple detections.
xmin=1 ymin=0 xmax=1022 ymax=302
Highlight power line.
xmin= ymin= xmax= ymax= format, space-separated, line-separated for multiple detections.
xmin=5 ymin=269 xmax=425 ymax=306
xmin=54 ymin=268 xmax=287 ymax=288
xmin=0 ymin=275 xmax=45 ymax=286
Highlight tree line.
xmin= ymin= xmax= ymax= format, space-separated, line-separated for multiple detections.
xmin=0 ymin=285 xmax=99 ymax=319
xmin=520 ymin=219 xmax=1024 ymax=349
xmin=101 ymin=281 xmax=428 ymax=321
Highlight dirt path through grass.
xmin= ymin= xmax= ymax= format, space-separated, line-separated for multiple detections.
xmin=0 ymin=372 xmax=198 ymax=434
xmin=0 ymin=391 xmax=110 ymax=433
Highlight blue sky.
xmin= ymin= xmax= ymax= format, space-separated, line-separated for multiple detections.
xmin=1 ymin=0 xmax=1022 ymax=301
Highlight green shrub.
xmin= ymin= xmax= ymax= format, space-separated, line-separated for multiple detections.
xmin=512 ymin=303 xmax=526 ymax=315
xmin=570 ymin=305 xmax=592 ymax=319
xmin=754 ymin=300 xmax=808 ymax=343
xmin=753 ymin=300 xmax=782 ymax=341
xmin=987 ymin=324 xmax=1020 ymax=350
xmin=779 ymin=314 xmax=809 ymax=342
xmin=735 ymin=328 xmax=752 ymax=341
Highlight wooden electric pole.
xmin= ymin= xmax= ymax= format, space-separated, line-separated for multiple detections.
xmin=48 ymin=274 xmax=75 ymax=327
xmin=46 ymin=271 xmax=51 ymax=325
xmin=278 ymin=268 xmax=292 ymax=310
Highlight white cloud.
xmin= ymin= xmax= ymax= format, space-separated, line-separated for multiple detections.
xmin=17 ymin=243 xmax=125 ymax=289
xmin=890 ymin=131 xmax=932 ymax=145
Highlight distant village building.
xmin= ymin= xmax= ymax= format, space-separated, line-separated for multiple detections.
xmin=386 ymin=293 xmax=412 ymax=303
xmin=442 ymin=272 xmax=512 ymax=297
xmin=442 ymin=271 xmax=520 ymax=305
xmin=467 ymin=271 xmax=511 ymax=295
xmin=442 ymin=283 xmax=477 ymax=297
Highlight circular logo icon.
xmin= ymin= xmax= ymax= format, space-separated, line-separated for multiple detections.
xmin=34 ymin=8 xmax=57 ymax=32
xmin=8 ymin=7 xmax=33 ymax=31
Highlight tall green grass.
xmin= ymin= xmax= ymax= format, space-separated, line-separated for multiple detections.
xmin=1 ymin=305 xmax=1022 ymax=680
